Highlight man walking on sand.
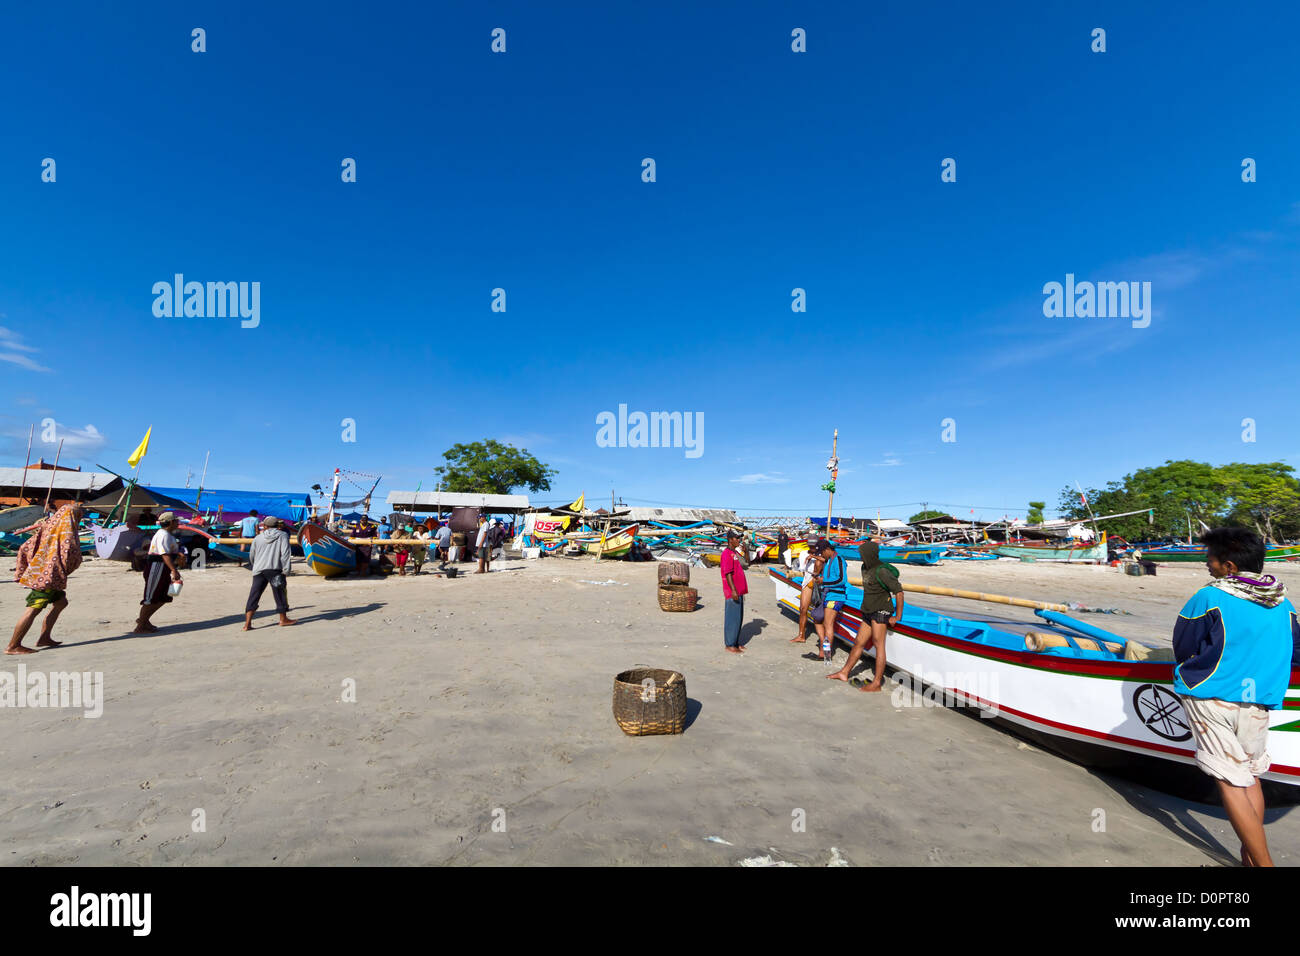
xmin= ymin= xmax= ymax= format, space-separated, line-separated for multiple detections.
xmin=829 ymin=540 xmax=904 ymax=691
xmin=244 ymin=515 xmax=297 ymax=630
xmin=7 ymin=503 xmax=84 ymax=655
xmin=1173 ymin=528 xmax=1300 ymax=866
xmin=134 ymin=511 xmax=186 ymax=633
xmin=721 ymin=531 xmax=748 ymax=654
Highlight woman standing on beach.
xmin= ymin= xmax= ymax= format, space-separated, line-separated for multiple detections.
xmin=134 ymin=511 xmax=185 ymax=634
xmin=7 ymin=503 xmax=84 ymax=655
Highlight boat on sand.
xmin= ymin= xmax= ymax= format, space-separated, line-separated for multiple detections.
xmin=769 ymin=566 xmax=1300 ymax=803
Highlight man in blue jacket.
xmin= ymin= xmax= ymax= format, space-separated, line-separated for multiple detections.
xmin=1173 ymin=527 xmax=1300 ymax=866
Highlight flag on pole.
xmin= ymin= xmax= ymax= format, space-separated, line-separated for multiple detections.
xmin=1080 ymin=491 xmax=1088 ymax=507
xmin=565 ymin=493 xmax=585 ymax=513
xmin=127 ymin=427 xmax=152 ymax=468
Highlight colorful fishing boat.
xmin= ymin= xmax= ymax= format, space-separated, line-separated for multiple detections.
xmin=994 ymin=535 xmax=1107 ymax=563
xmin=770 ymin=566 xmax=1300 ymax=802
xmin=91 ymin=523 xmax=150 ymax=560
xmin=299 ymin=524 xmax=358 ymax=577
xmin=1137 ymin=543 xmax=1300 ymax=563
xmin=580 ymin=524 xmax=640 ymax=558
xmin=831 ymin=542 xmax=948 ymax=566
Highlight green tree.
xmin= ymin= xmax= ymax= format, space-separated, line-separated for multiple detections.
xmin=1026 ymin=501 xmax=1046 ymax=524
xmin=434 ymin=440 xmax=557 ymax=495
xmin=908 ymin=509 xmax=948 ymax=523
xmin=1220 ymin=462 xmax=1300 ymax=544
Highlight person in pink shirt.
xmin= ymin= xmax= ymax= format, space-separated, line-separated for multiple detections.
xmin=721 ymin=531 xmax=749 ymax=654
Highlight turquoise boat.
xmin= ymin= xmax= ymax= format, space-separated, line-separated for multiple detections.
xmin=833 ymin=543 xmax=947 ymax=566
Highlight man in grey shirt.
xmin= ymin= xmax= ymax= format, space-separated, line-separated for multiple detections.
xmin=435 ymin=521 xmax=453 ymax=563
xmin=244 ymin=515 xmax=297 ymax=630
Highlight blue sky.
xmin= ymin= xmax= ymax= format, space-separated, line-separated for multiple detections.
xmin=3 ymin=1 xmax=1298 ymax=521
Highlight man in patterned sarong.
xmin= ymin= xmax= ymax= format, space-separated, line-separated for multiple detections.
xmin=7 ymin=503 xmax=84 ymax=655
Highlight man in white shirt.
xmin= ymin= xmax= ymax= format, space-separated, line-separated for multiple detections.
xmin=475 ymin=515 xmax=491 ymax=573
xmin=134 ymin=511 xmax=186 ymax=633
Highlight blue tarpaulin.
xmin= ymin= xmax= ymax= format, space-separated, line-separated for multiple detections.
xmin=143 ymin=486 xmax=312 ymax=522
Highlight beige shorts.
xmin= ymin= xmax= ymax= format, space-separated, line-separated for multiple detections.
xmin=1181 ymin=696 xmax=1271 ymax=787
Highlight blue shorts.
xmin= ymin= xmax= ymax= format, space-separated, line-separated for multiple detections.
xmin=824 ymin=600 xmax=843 ymax=610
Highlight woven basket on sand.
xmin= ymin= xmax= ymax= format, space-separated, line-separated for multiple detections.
xmin=657 ymin=561 xmax=690 ymax=585
xmin=613 ymin=668 xmax=687 ymax=736
xmin=657 ymin=584 xmax=698 ymax=612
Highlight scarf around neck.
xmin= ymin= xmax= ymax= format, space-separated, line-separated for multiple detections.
xmin=1209 ymin=572 xmax=1287 ymax=608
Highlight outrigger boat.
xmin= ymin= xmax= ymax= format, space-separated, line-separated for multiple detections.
xmin=1137 ymin=542 xmax=1300 ymax=563
xmin=579 ymin=524 xmax=640 ymax=558
xmin=770 ymin=566 xmax=1300 ymax=802
xmin=994 ymin=534 xmax=1107 ymax=563
xmin=299 ymin=524 xmax=358 ymax=577
xmin=834 ymin=542 xmax=948 ymax=566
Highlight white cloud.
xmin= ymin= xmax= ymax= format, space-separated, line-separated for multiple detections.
xmin=43 ymin=423 xmax=107 ymax=455
xmin=0 ymin=327 xmax=49 ymax=372
xmin=730 ymin=473 xmax=790 ymax=484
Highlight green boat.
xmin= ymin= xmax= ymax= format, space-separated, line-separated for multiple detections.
xmin=1137 ymin=543 xmax=1300 ymax=563
xmin=994 ymin=535 xmax=1108 ymax=563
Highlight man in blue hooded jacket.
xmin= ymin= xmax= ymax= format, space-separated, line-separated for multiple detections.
xmin=1173 ymin=527 xmax=1300 ymax=866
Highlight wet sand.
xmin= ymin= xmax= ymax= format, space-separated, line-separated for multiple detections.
xmin=3 ymin=552 xmax=1298 ymax=866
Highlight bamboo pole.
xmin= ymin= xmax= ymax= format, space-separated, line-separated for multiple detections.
xmin=42 ymin=439 xmax=65 ymax=512
xmin=846 ymin=576 xmax=1070 ymax=613
xmin=16 ymin=424 xmax=33 ymax=503
xmin=825 ymin=429 xmax=838 ymax=537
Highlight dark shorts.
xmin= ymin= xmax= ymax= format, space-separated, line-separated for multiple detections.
xmin=141 ymin=557 xmax=173 ymax=605
xmin=863 ymin=610 xmax=891 ymax=624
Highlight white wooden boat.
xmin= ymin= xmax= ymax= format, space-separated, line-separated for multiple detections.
xmin=770 ymin=567 xmax=1300 ymax=802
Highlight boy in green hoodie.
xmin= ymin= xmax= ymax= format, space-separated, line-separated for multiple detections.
xmin=828 ymin=540 xmax=903 ymax=691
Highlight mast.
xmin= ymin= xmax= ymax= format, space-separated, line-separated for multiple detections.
xmin=327 ymin=469 xmax=341 ymax=525
xmin=43 ymin=438 xmax=65 ymax=512
xmin=824 ymin=429 xmax=839 ymax=537
xmin=194 ymin=450 xmax=210 ymax=514
xmin=16 ymin=424 xmax=33 ymax=504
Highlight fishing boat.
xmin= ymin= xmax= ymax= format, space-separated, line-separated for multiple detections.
xmin=299 ymin=524 xmax=358 ymax=577
xmin=92 ymin=523 xmax=150 ymax=561
xmin=994 ymin=535 xmax=1107 ymax=563
xmin=770 ymin=567 xmax=1300 ymax=802
xmin=833 ymin=542 xmax=948 ymax=566
xmin=1137 ymin=543 xmax=1300 ymax=563
xmin=580 ymin=524 xmax=640 ymax=558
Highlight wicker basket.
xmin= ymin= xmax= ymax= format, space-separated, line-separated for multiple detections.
xmin=658 ymin=560 xmax=690 ymax=586
xmin=657 ymin=584 xmax=698 ymax=612
xmin=613 ymin=668 xmax=687 ymax=736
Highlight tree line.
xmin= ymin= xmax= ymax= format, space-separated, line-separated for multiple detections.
xmin=1059 ymin=460 xmax=1300 ymax=544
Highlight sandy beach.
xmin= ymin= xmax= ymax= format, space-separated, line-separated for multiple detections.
xmin=4 ymin=552 xmax=1300 ymax=866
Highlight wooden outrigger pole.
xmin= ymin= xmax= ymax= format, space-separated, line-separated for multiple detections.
xmin=42 ymin=439 xmax=65 ymax=512
xmin=16 ymin=424 xmax=33 ymax=504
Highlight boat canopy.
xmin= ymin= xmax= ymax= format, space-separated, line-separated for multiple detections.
xmin=142 ymin=486 xmax=312 ymax=522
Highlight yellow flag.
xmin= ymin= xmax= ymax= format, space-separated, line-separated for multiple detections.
xmin=566 ymin=493 xmax=585 ymax=513
xmin=127 ymin=426 xmax=152 ymax=468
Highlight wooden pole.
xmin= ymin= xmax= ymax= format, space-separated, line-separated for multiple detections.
xmin=825 ymin=429 xmax=838 ymax=537
xmin=16 ymin=424 xmax=33 ymax=504
xmin=43 ymin=438 xmax=65 ymax=512
xmin=195 ymin=450 xmax=210 ymax=514
xmin=846 ymin=575 xmax=1070 ymax=613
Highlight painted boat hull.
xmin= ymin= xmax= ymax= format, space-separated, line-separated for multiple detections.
xmin=1140 ymin=544 xmax=1300 ymax=563
xmin=834 ymin=543 xmax=948 ymax=566
xmin=299 ymin=525 xmax=357 ymax=577
xmin=994 ymin=539 xmax=1107 ymax=563
xmin=580 ymin=525 xmax=640 ymax=558
xmin=0 ymin=505 xmax=45 ymax=534
xmin=769 ymin=568 xmax=1300 ymax=802
xmin=92 ymin=524 xmax=149 ymax=561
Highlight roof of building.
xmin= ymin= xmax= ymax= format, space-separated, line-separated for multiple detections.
xmin=386 ymin=490 xmax=532 ymax=512
xmin=0 ymin=467 xmax=120 ymax=493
